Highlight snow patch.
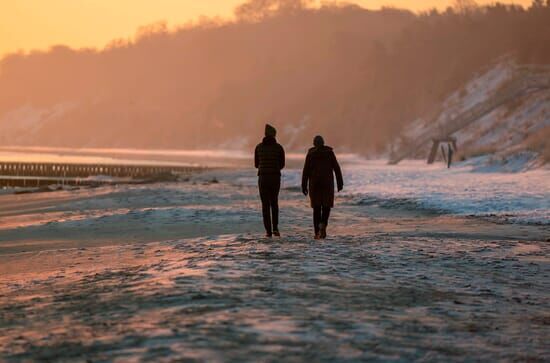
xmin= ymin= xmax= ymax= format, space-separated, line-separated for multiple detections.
xmin=399 ymin=60 xmax=550 ymax=170
xmin=0 ymin=102 xmax=76 ymax=142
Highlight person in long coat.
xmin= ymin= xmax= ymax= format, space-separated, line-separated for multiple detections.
xmin=255 ymin=124 xmax=285 ymax=237
xmin=301 ymin=135 xmax=343 ymax=239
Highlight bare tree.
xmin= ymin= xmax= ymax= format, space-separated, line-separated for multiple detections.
xmin=235 ymin=0 xmax=313 ymax=22
xmin=453 ymin=0 xmax=479 ymax=13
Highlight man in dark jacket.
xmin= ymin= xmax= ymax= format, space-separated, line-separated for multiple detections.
xmin=255 ymin=124 xmax=285 ymax=237
xmin=302 ymin=135 xmax=343 ymax=239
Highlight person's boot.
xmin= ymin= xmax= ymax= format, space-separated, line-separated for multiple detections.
xmin=273 ymin=230 xmax=280 ymax=237
xmin=319 ymin=223 xmax=327 ymax=239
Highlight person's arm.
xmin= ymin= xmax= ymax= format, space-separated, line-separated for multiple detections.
xmin=301 ymin=153 xmax=311 ymax=196
xmin=279 ymin=145 xmax=285 ymax=170
xmin=332 ymin=151 xmax=343 ymax=192
xmin=254 ymin=145 xmax=259 ymax=169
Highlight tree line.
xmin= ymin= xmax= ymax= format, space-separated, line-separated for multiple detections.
xmin=0 ymin=0 xmax=548 ymax=153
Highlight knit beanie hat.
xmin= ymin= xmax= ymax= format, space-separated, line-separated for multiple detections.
xmin=265 ymin=124 xmax=277 ymax=137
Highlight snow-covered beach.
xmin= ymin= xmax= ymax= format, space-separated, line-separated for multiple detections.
xmin=1 ymin=155 xmax=549 ymax=361
xmin=2 ymin=1 xmax=550 ymax=360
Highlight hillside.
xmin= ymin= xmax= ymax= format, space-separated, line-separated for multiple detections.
xmin=397 ymin=60 xmax=550 ymax=170
xmin=1 ymin=1 xmax=549 ymax=153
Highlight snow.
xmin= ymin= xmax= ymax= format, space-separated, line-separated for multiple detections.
xmin=2 ymin=148 xmax=548 ymax=225
xmin=2 ymin=230 xmax=549 ymax=361
xmin=0 ymin=103 xmax=76 ymax=143
xmin=343 ymin=160 xmax=549 ymax=224
xmin=228 ymin=158 xmax=549 ymax=225
xmin=455 ymin=89 xmax=550 ymax=154
xmin=1 ymin=159 xmax=548 ymax=361
xmin=399 ymin=60 xmax=550 ymax=168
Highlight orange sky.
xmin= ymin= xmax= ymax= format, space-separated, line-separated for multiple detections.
xmin=0 ymin=0 xmax=531 ymax=60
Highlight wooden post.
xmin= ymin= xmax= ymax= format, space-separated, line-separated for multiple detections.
xmin=440 ymin=145 xmax=447 ymax=163
xmin=427 ymin=140 xmax=440 ymax=164
xmin=447 ymin=144 xmax=454 ymax=168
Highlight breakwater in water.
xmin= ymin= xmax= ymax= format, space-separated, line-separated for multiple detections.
xmin=0 ymin=161 xmax=206 ymax=187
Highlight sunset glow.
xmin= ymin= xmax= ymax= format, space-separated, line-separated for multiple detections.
xmin=1 ymin=0 xmax=532 ymax=59
xmin=0 ymin=0 xmax=549 ymax=359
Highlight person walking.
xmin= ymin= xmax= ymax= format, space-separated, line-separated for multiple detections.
xmin=255 ymin=124 xmax=285 ymax=237
xmin=301 ymin=135 xmax=343 ymax=239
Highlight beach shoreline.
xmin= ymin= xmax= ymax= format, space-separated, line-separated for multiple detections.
xmin=0 ymin=168 xmax=549 ymax=361
xmin=0 ymin=174 xmax=547 ymax=256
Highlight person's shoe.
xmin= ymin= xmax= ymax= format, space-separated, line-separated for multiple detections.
xmin=273 ymin=230 xmax=280 ymax=237
xmin=314 ymin=233 xmax=321 ymax=240
xmin=319 ymin=223 xmax=327 ymax=239
xmin=265 ymin=232 xmax=273 ymax=238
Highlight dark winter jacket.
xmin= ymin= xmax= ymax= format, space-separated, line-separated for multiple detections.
xmin=301 ymin=145 xmax=343 ymax=208
xmin=254 ymin=136 xmax=285 ymax=176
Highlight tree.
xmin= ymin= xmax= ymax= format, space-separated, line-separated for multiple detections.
xmin=453 ymin=0 xmax=478 ymax=13
xmin=234 ymin=0 xmax=313 ymax=22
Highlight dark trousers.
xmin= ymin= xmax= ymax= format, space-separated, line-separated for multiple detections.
xmin=313 ymin=206 xmax=331 ymax=234
xmin=258 ymin=175 xmax=280 ymax=234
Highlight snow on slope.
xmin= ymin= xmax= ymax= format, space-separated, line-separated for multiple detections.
xmin=0 ymin=103 xmax=76 ymax=144
xmin=401 ymin=60 xmax=550 ymax=171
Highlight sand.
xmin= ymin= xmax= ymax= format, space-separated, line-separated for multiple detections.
xmin=0 ymin=170 xmax=549 ymax=362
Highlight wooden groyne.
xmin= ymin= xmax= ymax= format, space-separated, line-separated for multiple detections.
xmin=0 ymin=161 xmax=205 ymax=187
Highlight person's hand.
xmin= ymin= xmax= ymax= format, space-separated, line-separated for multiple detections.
xmin=337 ymin=185 xmax=343 ymax=192
xmin=302 ymin=187 xmax=308 ymax=196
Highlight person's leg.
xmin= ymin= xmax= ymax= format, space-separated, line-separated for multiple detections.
xmin=321 ymin=206 xmax=331 ymax=226
xmin=270 ymin=177 xmax=281 ymax=234
xmin=313 ymin=206 xmax=321 ymax=237
xmin=319 ymin=206 xmax=331 ymax=239
xmin=259 ymin=178 xmax=272 ymax=236
xmin=262 ymin=200 xmax=272 ymax=236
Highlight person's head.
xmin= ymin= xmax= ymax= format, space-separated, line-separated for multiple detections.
xmin=265 ymin=124 xmax=277 ymax=138
xmin=313 ymin=135 xmax=324 ymax=147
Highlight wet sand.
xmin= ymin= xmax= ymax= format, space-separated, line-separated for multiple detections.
xmin=0 ymin=171 xmax=549 ymax=362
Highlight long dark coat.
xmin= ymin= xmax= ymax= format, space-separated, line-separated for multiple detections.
xmin=301 ymin=146 xmax=343 ymax=208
